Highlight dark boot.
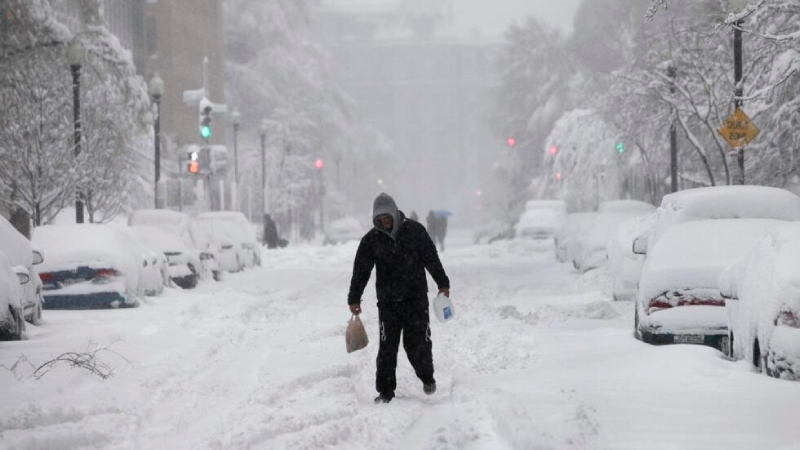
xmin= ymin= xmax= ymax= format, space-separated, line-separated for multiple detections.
xmin=423 ymin=381 xmax=436 ymax=395
xmin=374 ymin=393 xmax=393 ymax=404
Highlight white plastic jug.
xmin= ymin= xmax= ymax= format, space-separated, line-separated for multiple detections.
xmin=433 ymin=293 xmax=455 ymax=323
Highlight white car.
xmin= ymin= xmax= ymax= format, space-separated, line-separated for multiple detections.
xmin=133 ymin=225 xmax=202 ymax=289
xmin=0 ymin=216 xmax=44 ymax=323
xmin=633 ymin=186 xmax=800 ymax=256
xmin=525 ymin=199 xmax=567 ymax=214
xmin=719 ymin=223 xmax=800 ymax=380
xmin=572 ymin=201 xmax=654 ymax=273
xmin=130 ymin=209 xmax=220 ymax=280
xmin=191 ymin=212 xmax=261 ymax=272
xmin=0 ymin=249 xmax=29 ymax=341
xmin=33 ymin=225 xmax=143 ymax=309
xmin=606 ymin=214 xmax=656 ymax=301
xmin=555 ymin=212 xmax=596 ymax=263
xmin=515 ymin=207 xmax=566 ymax=242
xmin=635 ymin=219 xmax=782 ymax=353
xmin=119 ymin=226 xmax=167 ymax=297
xmin=324 ymin=218 xmax=364 ymax=245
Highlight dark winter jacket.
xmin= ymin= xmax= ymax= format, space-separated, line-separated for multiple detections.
xmin=347 ymin=193 xmax=450 ymax=305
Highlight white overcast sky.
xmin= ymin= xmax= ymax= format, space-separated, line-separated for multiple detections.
xmin=453 ymin=0 xmax=583 ymax=36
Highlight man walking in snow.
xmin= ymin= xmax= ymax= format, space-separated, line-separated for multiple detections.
xmin=348 ymin=193 xmax=451 ymax=404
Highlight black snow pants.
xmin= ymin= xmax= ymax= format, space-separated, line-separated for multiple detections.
xmin=376 ymin=293 xmax=434 ymax=398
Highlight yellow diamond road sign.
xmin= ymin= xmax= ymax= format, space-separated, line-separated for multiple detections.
xmin=718 ymin=107 xmax=760 ymax=149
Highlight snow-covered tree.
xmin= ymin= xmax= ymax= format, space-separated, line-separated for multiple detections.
xmin=0 ymin=0 xmax=153 ymax=224
xmin=224 ymin=0 xmax=354 ymax=235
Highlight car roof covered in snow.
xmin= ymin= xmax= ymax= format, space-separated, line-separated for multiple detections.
xmin=32 ymin=224 xmax=140 ymax=274
xmin=132 ymin=226 xmax=192 ymax=253
xmin=659 ymin=186 xmax=800 ymax=221
xmin=524 ymin=199 xmax=566 ymax=212
xmin=598 ymin=200 xmax=655 ymax=215
xmin=638 ymin=218 xmax=784 ymax=302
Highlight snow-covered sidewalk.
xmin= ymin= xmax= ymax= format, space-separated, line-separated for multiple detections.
xmin=2 ymin=234 xmax=799 ymax=449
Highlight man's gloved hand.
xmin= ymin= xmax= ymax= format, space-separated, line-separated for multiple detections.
xmin=349 ymin=303 xmax=362 ymax=315
xmin=438 ymin=288 xmax=450 ymax=298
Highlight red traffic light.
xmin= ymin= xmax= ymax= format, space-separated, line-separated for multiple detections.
xmin=315 ymin=158 xmax=324 ymax=170
xmin=555 ymin=172 xmax=563 ymax=181
xmin=549 ymin=146 xmax=558 ymax=156
xmin=507 ymin=137 xmax=517 ymax=147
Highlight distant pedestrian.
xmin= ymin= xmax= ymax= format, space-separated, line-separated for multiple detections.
xmin=409 ymin=210 xmax=419 ymax=222
xmin=348 ymin=193 xmax=451 ymax=404
xmin=436 ymin=212 xmax=448 ymax=252
xmin=426 ymin=210 xmax=438 ymax=241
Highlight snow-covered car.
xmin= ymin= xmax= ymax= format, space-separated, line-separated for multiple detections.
xmin=719 ymin=223 xmax=800 ymax=380
xmin=633 ymin=186 xmax=800 ymax=257
xmin=0 ymin=249 xmax=29 ymax=341
xmin=133 ymin=225 xmax=201 ymax=289
xmin=191 ymin=212 xmax=261 ymax=272
xmin=572 ymin=201 xmax=654 ymax=273
xmin=0 ymin=215 xmax=44 ymax=323
xmin=607 ymin=214 xmax=656 ymax=301
xmin=130 ymin=209 xmax=220 ymax=280
xmin=33 ymin=225 xmax=143 ymax=309
xmin=119 ymin=227 xmax=166 ymax=296
xmin=635 ymin=219 xmax=782 ymax=353
xmin=555 ymin=212 xmax=597 ymax=263
xmin=525 ymin=199 xmax=567 ymax=214
xmin=514 ymin=207 xmax=566 ymax=242
xmin=323 ymin=217 xmax=364 ymax=245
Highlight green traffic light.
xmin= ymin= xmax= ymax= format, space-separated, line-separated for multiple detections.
xmin=200 ymin=126 xmax=212 ymax=139
xmin=616 ymin=142 xmax=625 ymax=154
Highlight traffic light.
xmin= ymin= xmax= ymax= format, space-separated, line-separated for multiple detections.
xmin=549 ymin=145 xmax=558 ymax=156
xmin=555 ymin=172 xmax=563 ymax=181
xmin=199 ymin=99 xmax=212 ymax=140
xmin=616 ymin=142 xmax=625 ymax=154
xmin=507 ymin=137 xmax=517 ymax=147
xmin=187 ymin=148 xmax=200 ymax=174
xmin=315 ymin=158 xmax=324 ymax=170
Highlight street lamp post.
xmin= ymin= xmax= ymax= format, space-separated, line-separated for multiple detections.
xmin=728 ymin=0 xmax=748 ymax=185
xmin=258 ymin=120 xmax=278 ymax=248
xmin=66 ymin=38 xmax=86 ymax=223
xmin=148 ymin=74 xmax=165 ymax=208
xmin=231 ymin=109 xmax=241 ymax=211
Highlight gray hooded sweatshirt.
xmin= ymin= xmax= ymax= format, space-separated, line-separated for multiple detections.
xmin=373 ymin=192 xmax=402 ymax=240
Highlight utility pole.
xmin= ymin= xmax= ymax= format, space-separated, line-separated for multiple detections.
xmin=668 ymin=62 xmax=679 ymax=193
xmin=733 ymin=19 xmax=745 ymax=185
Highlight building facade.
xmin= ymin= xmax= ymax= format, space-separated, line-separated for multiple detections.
xmin=312 ymin=0 xmax=500 ymax=219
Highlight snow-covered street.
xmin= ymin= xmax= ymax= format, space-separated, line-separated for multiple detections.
xmin=2 ymin=233 xmax=799 ymax=450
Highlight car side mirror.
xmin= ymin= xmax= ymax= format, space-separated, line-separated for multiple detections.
xmin=14 ymin=266 xmax=30 ymax=285
xmin=632 ymin=236 xmax=648 ymax=255
xmin=32 ymin=249 xmax=44 ymax=265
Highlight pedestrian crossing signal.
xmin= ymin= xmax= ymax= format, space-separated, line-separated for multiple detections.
xmin=188 ymin=160 xmax=200 ymax=174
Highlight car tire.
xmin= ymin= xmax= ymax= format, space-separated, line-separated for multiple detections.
xmin=753 ymin=339 xmax=763 ymax=372
xmin=727 ymin=331 xmax=735 ymax=358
